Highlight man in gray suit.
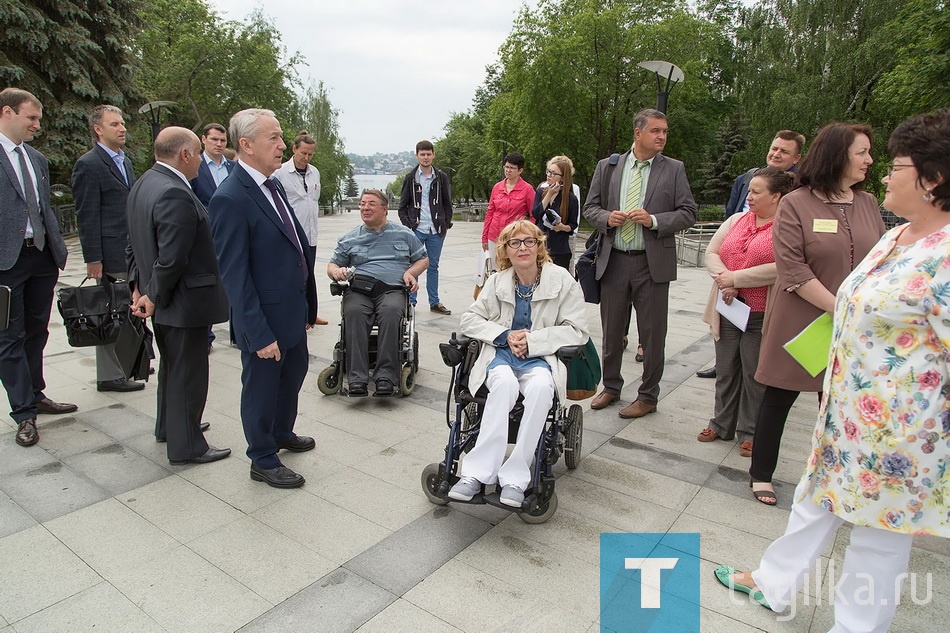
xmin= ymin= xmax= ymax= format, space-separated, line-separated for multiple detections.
xmin=0 ymin=88 xmax=76 ymax=448
xmin=126 ymin=127 xmax=231 ymax=465
xmin=72 ymin=104 xmax=143 ymax=392
xmin=583 ymin=108 xmax=696 ymax=418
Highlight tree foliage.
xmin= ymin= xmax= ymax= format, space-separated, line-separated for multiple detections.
xmin=287 ymin=82 xmax=350 ymax=206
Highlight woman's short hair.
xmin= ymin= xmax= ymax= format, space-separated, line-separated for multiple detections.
xmin=504 ymin=152 xmax=525 ymax=169
xmin=495 ymin=220 xmax=552 ymax=272
xmin=752 ymin=167 xmax=795 ymax=197
xmin=796 ymin=122 xmax=873 ymax=197
xmin=887 ymin=109 xmax=950 ymax=212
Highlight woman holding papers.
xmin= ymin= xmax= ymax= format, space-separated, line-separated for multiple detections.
xmin=749 ymin=123 xmax=886 ymax=505
xmin=532 ymin=155 xmax=579 ymax=269
xmin=698 ymin=168 xmax=793 ymax=456
xmin=717 ymin=110 xmax=949 ymax=633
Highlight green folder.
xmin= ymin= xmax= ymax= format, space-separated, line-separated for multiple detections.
xmin=783 ymin=313 xmax=833 ymax=377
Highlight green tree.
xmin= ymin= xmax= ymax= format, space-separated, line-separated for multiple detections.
xmin=345 ymin=169 xmax=358 ymax=197
xmin=1 ymin=0 xmax=144 ymax=176
xmin=287 ymin=82 xmax=350 ymax=206
xmin=698 ymin=112 xmax=748 ymax=204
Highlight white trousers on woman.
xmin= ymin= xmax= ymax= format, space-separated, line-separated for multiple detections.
xmin=752 ymin=481 xmax=914 ymax=633
xmin=460 ymin=364 xmax=554 ymax=491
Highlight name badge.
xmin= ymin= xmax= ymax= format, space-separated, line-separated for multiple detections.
xmin=813 ymin=219 xmax=838 ymax=233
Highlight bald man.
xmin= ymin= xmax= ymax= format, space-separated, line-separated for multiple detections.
xmin=126 ymin=127 xmax=231 ymax=465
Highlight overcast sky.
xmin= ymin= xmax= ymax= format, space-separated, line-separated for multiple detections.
xmin=208 ymin=0 xmax=534 ymax=156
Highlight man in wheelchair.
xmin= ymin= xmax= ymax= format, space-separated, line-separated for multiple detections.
xmin=327 ymin=189 xmax=428 ymax=396
xmin=448 ymin=220 xmax=588 ymax=507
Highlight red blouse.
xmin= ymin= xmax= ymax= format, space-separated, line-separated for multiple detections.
xmin=718 ymin=212 xmax=775 ymax=311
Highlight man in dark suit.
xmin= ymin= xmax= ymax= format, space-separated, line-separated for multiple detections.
xmin=190 ymin=123 xmax=235 ymax=207
xmin=583 ymin=108 xmax=697 ymax=419
xmin=126 ymin=127 xmax=231 ymax=465
xmin=209 ymin=108 xmax=318 ymax=488
xmin=72 ymin=104 xmax=143 ymax=393
xmin=0 ymin=88 xmax=76 ymax=447
xmin=724 ymin=130 xmax=804 ymax=219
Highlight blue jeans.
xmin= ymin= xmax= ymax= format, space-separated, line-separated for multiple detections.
xmin=413 ymin=230 xmax=444 ymax=306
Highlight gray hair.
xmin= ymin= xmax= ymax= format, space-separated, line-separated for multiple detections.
xmin=154 ymin=127 xmax=198 ymax=162
xmin=633 ymin=108 xmax=666 ymax=131
xmin=229 ymin=108 xmax=276 ymax=155
xmin=88 ymin=105 xmax=124 ymax=140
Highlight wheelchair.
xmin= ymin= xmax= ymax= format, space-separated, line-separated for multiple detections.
xmin=421 ymin=333 xmax=584 ymax=523
xmin=316 ymin=280 xmax=419 ymax=397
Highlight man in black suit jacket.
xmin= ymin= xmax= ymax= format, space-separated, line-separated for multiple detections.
xmin=0 ymin=88 xmax=76 ymax=448
xmin=126 ymin=127 xmax=231 ymax=465
xmin=72 ymin=104 xmax=144 ymax=393
xmin=210 ymin=108 xmax=318 ymax=488
xmin=190 ymin=123 xmax=235 ymax=207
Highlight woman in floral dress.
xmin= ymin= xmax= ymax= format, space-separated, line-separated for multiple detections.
xmin=717 ymin=110 xmax=950 ymax=632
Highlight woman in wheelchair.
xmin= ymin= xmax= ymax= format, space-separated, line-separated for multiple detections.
xmin=448 ymin=220 xmax=589 ymax=507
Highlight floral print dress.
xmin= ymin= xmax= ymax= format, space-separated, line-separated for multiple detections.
xmin=798 ymin=223 xmax=950 ymax=536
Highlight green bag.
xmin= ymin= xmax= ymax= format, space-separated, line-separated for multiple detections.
xmin=566 ymin=338 xmax=601 ymax=401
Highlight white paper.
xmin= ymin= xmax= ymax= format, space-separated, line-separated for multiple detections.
xmin=715 ymin=290 xmax=750 ymax=332
xmin=542 ymin=208 xmax=561 ymax=230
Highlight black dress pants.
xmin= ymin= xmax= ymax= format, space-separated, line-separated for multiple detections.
xmin=154 ymin=323 xmax=210 ymax=461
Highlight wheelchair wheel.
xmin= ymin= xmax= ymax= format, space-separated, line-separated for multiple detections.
xmin=421 ymin=463 xmax=448 ymax=505
xmin=400 ymin=365 xmax=415 ymax=396
xmin=317 ymin=365 xmax=341 ymax=395
xmin=519 ymin=490 xmax=558 ymax=524
xmin=564 ymin=404 xmax=584 ymax=470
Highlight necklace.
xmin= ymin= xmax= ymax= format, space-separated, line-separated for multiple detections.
xmin=515 ymin=276 xmax=540 ymax=301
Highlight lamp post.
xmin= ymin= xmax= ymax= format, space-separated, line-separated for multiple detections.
xmin=138 ymin=101 xmax=177 ymax=142
xmin=636 ymin=61 xmax=684 ymax=114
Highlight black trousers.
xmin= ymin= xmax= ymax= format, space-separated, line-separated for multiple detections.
xmin=0 ymin=243 xmax=58 ymax=422
xmin=749 ymin=386 xmax=821 ymax=482
xmin=154 ymin=323 xmax=210 ymax=461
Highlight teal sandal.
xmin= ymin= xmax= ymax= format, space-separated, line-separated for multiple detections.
xmin=714 ymin=565 xmax=770 ymax=609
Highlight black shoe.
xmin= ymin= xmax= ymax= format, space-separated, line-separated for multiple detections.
xmin=250 ymin=462 xmax=305 ymax=488
xmin=277 ymin=435 xmax=315 ymax=452
xmin=696 ymin=367 xmax=717 ymax=379
xmin=16 ymin=418 xmax=39 ymax=447
xmin=149 ymin=366 xmax=156 ymax=375
xmin=156 ymin=422 xmax=210 ymax=443
xmin=97 ymin=378 xmax=146 ymax=392
xmin=348 ymin=382 xmax=368 ymax=397
xmin=170 ymin=446 xmax=231 ymax=465
xmin=374 ymin=379 xmax=396 ymax=397
xmin=35 ymin=398 xmax=78 ymax=415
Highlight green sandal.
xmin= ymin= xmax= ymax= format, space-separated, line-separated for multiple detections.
xmin=714 ymin=565 xmax=770 ymax=608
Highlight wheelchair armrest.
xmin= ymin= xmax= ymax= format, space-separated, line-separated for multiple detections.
xmin=556 ymin=345 xmax=584 ymax=362
xmin=449 ymin=332 xmax=471 ymax=348
xmin=330 ymin=281 xmax=346 ymax=297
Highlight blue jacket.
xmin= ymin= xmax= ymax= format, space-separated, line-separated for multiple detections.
xmin=190 ymin=156 xmax=235 ymax=207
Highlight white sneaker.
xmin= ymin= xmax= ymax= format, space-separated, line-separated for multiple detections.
xmin=499 ymin=485 xmax=524 ymax=508
xmin=448 ymin=476 xmax=481 ymax=501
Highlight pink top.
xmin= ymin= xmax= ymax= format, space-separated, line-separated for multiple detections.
xmin=482 ymin=177 xmax=535 ymax=243
xmin=718 ymin=211 xmax=775 ymax=311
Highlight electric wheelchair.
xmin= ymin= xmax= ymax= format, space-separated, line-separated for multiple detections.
xmin=316 ymin=279 xmax=419 ymax=397
xmin=421 ymin=333 xmax=584 ymax=523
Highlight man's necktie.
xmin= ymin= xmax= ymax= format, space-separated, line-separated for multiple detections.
xmin=263 ymin=178 xmax=306 ymax=279
xmin=620 ymin=160 xmax=648 ymax=245
xmin=14 ymin=146 xmax=45 ymax=251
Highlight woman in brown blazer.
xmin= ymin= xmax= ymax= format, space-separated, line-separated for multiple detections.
xmin=749 ymin=123 xmax=886 ymax=505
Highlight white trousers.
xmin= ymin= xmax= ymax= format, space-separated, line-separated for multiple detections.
xmin=459 ymin=365 xmax=554 ymax=491
xmin=752 ymin=481 xmax=914 ymax=633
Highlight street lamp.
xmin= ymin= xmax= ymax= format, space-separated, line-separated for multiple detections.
xmin=138 ymin=101 xmax=177 ymax=142
xmin=637 ymin=61 xmax=684 ymax=114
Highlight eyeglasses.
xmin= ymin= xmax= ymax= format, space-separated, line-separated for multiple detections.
xmin=886 ymin=163 xmax=914 ymax=177
xmin=546 ymin=170 xmax=562 ymax=177
xmin=506 ymin=238 xmax=540 ymax=249
xmin=359 ymin=201 xmax=382 ymax=208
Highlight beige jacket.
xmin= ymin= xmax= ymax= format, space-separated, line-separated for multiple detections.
xmin=460 ymin=263 xmax=589 ymax=397
xmin=701 ymin=212 xmax=778 ymax=340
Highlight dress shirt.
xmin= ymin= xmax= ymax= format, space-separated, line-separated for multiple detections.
xmin=155 ymin=161 xmax=192 ymax=186
xmin=237 ymin=160 xmax=305 ymax=255
xmin=0 ymin=131 xmax=41 ymax=238
xmin=204 ymin=152 xmax=230 ymax=186
xmin=97 ymin=142 xmax=129 ymax=185
xmin=415 ymin=168 xmax=436 ymax=234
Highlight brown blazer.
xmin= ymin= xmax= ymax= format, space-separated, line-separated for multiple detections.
xmin=755 ymin=188 xmax=885 ymax=391
xmin=583 ymin=151 xmax=696 ymax=283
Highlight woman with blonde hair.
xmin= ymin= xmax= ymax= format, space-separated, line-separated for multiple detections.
xmin=449 ymin=220 xmax=588 ymax=507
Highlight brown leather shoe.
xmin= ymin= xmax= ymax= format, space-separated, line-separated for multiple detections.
xmin=35 ymin=398 xmax=78 ymax=415
xmin=590 ymin=390 xmax=619 ymax=410
xmin=315 ymin=317 xmax=329 ymax=325
xmin=16 ymin=419 xmax=39 ymax=447
xmin=739 ymin=440 xmax=753 ymax=457
xmin=619 ymin=400 xmax=657 ymax=419
xmin=697 ymin=427 xmax=719 ymax=442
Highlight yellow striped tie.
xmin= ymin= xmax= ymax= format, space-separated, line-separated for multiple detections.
xmin=620 ymin=161 xmax=647 ymax=244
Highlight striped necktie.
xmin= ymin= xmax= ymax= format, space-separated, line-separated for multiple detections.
xmin=620 ymin=160 xmax=648 ymax=244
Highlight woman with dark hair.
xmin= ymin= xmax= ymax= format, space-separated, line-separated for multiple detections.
xmin=449 ymin=220 xmax=588 ymax=507
xmin=717 ymin=109 xmax=950 ymax=633
xmin=481 ymin=152 xmax=535 ymax=271
xmin=748 ymin=123 xmax=886 ymax=505
xmin=532 ymin=155 xmax=580 ymax=269
xmin=698 ymin=168 xmax=794 ymax=455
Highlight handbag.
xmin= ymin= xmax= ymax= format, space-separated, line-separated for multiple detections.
xmin=566 ymin=338 xmax=602 ymax=400
xmin=574 ymin=237 xmax=600 ymax=304
xmin=114 ymin=314 xmax=154 ymax=381
xmin=56 ymin=275 xmax=131 ymax=347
